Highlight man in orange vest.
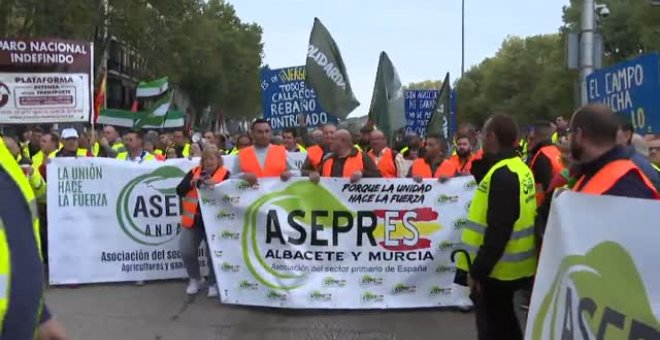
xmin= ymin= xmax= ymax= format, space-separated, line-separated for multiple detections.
xmin=568 ymin=104 xmax=658 ymax=198
xmin=367 ymin=130 xmax=406 ymax=178
xmin=527 ymin=121 xmax=565 ymax=205
xmin=446 ymin=132 xmax=476 ymax=176
xmin=408 ymin=133 xmax=456 ymax=182
xmin=233 ymin=119 xmax=298 ymax=185
xmin=309 ymin=129 xmax=380 ymax=182
xmin=302 ymin=123 xmax=336 ymax=175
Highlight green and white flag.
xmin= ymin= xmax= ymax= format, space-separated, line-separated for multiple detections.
xmin=368 ymin=52 xmax=405 ymax=138
xmin=133 ymin=90 xmax=174 ymax=128
xmin=136 ymin=77 xmax=169 ymax=98
xmin=427 ymin=73 xmax=451 ymax=146
xmin=98 ymin=76 xmax=182 ymax=128
xmin=305 ymin=18 xmax=359 ymax=119
xmin=97 ymin=107 xmax=184 ymax=129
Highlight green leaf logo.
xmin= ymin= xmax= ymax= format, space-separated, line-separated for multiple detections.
xmin=238 ymin=280 xmax=259 ymax=290
xmin=361 ymin=291 xmax=384 ymax=302
xmin=429 ymin=286 xmax=451 ymax=296
xmin=242 ymin=181 xmax=351 ymax=291
xmin=532 ymin=242 xmax=660 ymax=339
xmin=392 ymin=283 xmax=416 ymax=295
xmin=116 ymin=166 xmax=185 ymax=246
xmin=322 ymin=276 xmax=347 ymax=288
xmin=360 ymin=275 xmax=384 ymax=286
xmin=437 ymin=194 xmax=459 ymax=204
xmin=309 ymin=290 xmax=332 ymax=301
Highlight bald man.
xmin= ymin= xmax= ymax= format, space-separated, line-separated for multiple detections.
xmin=309 ymin=129 xmax=380 ymax=183
xmin=302 ymin=123 xmax=337 ymax=175
xmin=367 ymin=130 xmax=406 ymax=178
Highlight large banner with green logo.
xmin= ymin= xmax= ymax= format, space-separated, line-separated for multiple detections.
xmin=46 ymin=154 xmax=308 ymax=285
xmin=47 ymin=157 xmax=199 ymax=284
xmin=525 ymin=191 xmax=660 ymax=339
xmin=198 ymin=177 xmax=476 ymax=308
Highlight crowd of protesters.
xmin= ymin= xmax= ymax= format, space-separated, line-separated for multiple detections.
xmin=2 ymin=105 xmax=660 ymax=340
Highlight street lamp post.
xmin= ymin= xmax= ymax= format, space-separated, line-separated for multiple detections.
xmin=461 ymin=0 xmax=465 ymax=77
xmin=580 ymin=0 xmax=595 ymax=106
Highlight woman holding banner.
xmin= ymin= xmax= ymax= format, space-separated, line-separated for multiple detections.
xmin=176 ymin=145 xmax=229 ymax=298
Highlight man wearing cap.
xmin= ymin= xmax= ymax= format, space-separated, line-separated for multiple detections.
xmin=54 ymin=128 xmax=91 ymax=158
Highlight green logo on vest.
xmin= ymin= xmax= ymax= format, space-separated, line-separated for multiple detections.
xmin=117 ymin=166 xmax=185 ymax=246
xmin=532 ymin=242 xmax=659 ymax=339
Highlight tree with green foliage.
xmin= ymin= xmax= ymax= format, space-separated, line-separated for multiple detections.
xmin=454 ymin=34 xmax=575 ymax=127
xmin=0 ymin=0 xmax=264 ymax=121
xmin=562 ymin=0 xmax=660 ymax=64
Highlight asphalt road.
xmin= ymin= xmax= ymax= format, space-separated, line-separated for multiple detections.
xmin=46 ymin=280 xmax=477 ymax=340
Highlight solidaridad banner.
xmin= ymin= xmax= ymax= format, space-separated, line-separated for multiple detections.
xmin=47 ymin=153 xmax=307 ymax=284
xmin=525 ymin=191 xmax=660 ymax=339
xmin=198 ymin=177 xmax=476 ymax=309
xmin=0 ymin=38 xmax=93 ymax=124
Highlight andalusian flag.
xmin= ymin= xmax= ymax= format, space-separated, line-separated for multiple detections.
xmin=97 ymin=77 xmax=183 ymax=128
xmin=136 ymin=77 xmax=169 ymax=98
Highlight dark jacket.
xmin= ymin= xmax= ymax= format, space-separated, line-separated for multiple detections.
xmin=575 ymin=146 xmax=657 ymax=198
xmin=300 ymin=145 xmax=330 ymax=176
xmin=527 ymin=140 xmax=555 ymax=192
xmin=626 ymin=145 xmax=660 ymax=191
xmin=176 ymin=167 xmax=230 ymax=227
xmin=535 ymin=146 xmax=657 ymax=243
xmin=0 ymin=167 xmax=51 ymax=340
xmin=455 ymin=149 xmax=534 ymax=287
xmin=319 ymin=147 xmax=381 ymax=178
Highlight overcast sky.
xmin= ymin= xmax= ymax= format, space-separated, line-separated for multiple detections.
xmin=230 ymin=0 xmax=569 ymax=117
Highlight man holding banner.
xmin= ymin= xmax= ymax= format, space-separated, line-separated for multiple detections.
xmin=233 ymin=119 xmax=299 ymax=185
xmin=309 ymin=129 xmax=380 ymax=182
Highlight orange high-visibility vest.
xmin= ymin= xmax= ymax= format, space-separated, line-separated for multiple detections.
xmin=530 ymin=145 xmax=565 ymax=177
xmin=530 ymin=145 xmax=566 ymax=205
xmin=307 ymin=145 xmax=324 ymax=170
xmin=180 ymin=166 xmax=228 ymax=228
xmin=410 ymin=158 xmax=456 ymax=178
xmin=573 ymin=159 xmax=659 ymax=198
xmin=321 ymin=152 xmax=364 ymax=178
xmin=238 ymin=145 xmax=287 ymax=178
xmin=446 ymin=154 xmax=474 ymax=176
xmin=368 ymin=147 xmax=397 ymax=178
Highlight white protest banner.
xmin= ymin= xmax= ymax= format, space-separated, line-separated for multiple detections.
xmin=525 ymin=192 xmax=660 ymax=339
xmin=46 ymin=153 xmax=308 ymax=284
xmin=47 ymin=157 xmax=198 ymax=284
xmin=0 ymin=38 xmax=93 ymax=124
xmin=198 ymin=177 xmax=476 ymax=309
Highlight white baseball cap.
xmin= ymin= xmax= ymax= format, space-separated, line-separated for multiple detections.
xmin=61 ymin=128 xmax=79 ymax=139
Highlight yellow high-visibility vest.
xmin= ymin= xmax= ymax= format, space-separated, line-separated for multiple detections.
xmin=0 ymin=138 xmax=44 ymax=334
xmin=116 ymin=151 xmax=156 ymax=161
xmin=456 ymin=156 xmax=537 ymax=281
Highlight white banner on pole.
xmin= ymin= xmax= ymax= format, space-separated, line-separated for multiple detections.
xmin=199 ymin=177 xmax=476 ymax=309
xmin=525 ymin=191 xmax=660 ymax=339
xmin=0 ymin=38 xmax=94 ymax=124
xmin=45 ymin=153 xmax=307 ymax=285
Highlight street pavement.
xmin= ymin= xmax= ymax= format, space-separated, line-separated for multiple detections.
xmin=47 ymin=280 xmax=477 ymax=340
